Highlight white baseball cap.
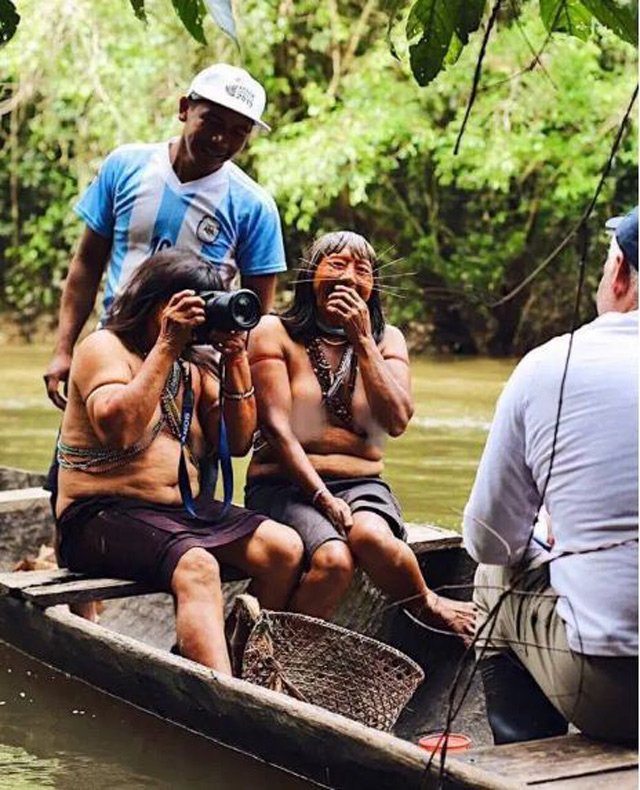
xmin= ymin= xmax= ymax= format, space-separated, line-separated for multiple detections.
xmin=187 ymin=64 xmax=270 ymax=132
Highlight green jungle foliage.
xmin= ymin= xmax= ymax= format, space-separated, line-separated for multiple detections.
xmin=4 ymin=0 xmax=636 ymax=85
xmin=400 ymin=0 xmax=637 ymax=87
xmin=0 ymin=0 xmax=637 ymax=353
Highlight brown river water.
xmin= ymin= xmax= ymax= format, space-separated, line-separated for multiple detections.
xmin=0 ymin=345 xmax=513 ymax=788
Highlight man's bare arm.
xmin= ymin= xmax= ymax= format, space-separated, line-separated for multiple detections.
xmin=241 ymin=273 xmax=278 ymax=314
xmin=44 ymin=227 xmax=112 ymax=409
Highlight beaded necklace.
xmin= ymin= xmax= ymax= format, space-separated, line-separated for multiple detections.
xmin=160 ymin=361 xmax=199 ymax=467
xmin=319 ymin=335 xmax=348 ymax=347
xmin=305 ymin=337 xmax=358 ymax=432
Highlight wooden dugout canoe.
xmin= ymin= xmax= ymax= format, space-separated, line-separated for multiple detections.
xmin=0 ymin=467 xmax=636 ymax=789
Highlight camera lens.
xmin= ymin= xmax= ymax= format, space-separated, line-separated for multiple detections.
xmin=230 ymin=290 xmax=261 ymax=329
xmin=191 ymin=288 xmax=261 ymax=342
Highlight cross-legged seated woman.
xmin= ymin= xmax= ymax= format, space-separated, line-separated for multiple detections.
xmin=55 ymin=250 xmax=303 ymax=673
xmin=244 ymin=231 xmax=474 ymax=639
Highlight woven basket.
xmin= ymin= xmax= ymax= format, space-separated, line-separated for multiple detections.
xmin=241 ymin=610 xmax=425 ymax=732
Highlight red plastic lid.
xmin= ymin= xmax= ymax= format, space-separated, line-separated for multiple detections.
xmin=418 ymin=733 xmax=472 ymax=753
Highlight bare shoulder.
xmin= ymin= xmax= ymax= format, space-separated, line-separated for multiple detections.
xmin=253 ymin=314 xmax=288 ymax=338
xmin=71 ymin=330 xmax=133 ymax=396
xmin=380 ymin=324 xmax=409 ymax=359
xmin=249 ymin=314 xmax=290 ymax=358
xmin=73 ymin=330 xmax=129 ymax=366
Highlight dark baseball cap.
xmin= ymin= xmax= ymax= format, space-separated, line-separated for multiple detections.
xmin=605 ymin=206 xmax=638 ymax=270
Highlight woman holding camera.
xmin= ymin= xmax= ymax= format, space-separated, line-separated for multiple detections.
xmin=55 ymin=249 xmax=303 ymax=673
xmin=245 ymin=231 xmax=474 ymax=639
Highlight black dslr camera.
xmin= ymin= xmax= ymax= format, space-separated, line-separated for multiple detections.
xmin=192 ymin=289 xmax=262 ymax=343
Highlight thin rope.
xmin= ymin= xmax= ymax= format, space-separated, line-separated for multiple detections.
xmin=454 ymin=0 xmax=503 ymax=155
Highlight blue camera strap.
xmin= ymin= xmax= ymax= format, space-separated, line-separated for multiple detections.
xmin=177 ymin=360 xmax=233 ymax=521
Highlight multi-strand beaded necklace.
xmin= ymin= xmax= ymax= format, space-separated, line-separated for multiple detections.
xmin=305 ymin=337 xmax=359 ymax=432
xmin=57 ymin=361 xmax=198 ymax=473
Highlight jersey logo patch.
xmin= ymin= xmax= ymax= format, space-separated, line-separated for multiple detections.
xmin=197 ymin=215 xmax=219 ymax=244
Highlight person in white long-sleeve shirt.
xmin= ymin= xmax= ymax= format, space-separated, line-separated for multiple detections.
xmin=463 ymin=207 xmax=638 ymax=746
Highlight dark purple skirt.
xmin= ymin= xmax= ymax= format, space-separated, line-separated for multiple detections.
xmin=57 ymin=495 xmax=267 ymax=591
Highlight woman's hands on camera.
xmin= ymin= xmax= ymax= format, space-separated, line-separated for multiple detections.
xmin=314 ymin=489 xmax=353 ymax=536
xmin=208 ymin=329 xmax=249 ymax=359
xmin=158 ymin=290 xmax=205 ymax=356
xmin=157 ymin=292 xmax=249 ymax=359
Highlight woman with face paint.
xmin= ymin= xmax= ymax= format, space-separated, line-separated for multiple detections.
xmin=245 ymin=231 xmax=475 ymax=640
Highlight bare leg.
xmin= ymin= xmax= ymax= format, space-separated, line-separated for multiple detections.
xmin=290 ymin=540 xmax=355 ymax=619
xmin=171 ymin=547 xmax=231 ymax=673
xmin=348 ymin=512 xmax=475 ymax=641
xmin=214 ymin=520 xmax=304 ymax=610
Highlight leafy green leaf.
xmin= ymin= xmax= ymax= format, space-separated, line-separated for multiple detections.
xmin=0 ymin=0 xmax=19 ymax=46
xmin=128 ymin=0 xmax=147 ymax=23
xmin=202 ymin=0 xmax=238 ymax=45
xmin=406 ymin=0 xmax=486 ymax=85
xmin=408 ymin=38 xmax=444 ymax=85
xmin=544 ymin=0 xmax=640 ymax=46
xmin=540 ymin=0 xmax=593 ymax=40
xmin=454 ymin=0 xmax=486 ymax=44
xmin=580 ymin=0 xmax=638 ymax=46
xmin=406 ymin=0 xmax=457 ymax=85
xmin=445 ymin=32 xmax=464 ymax=65
xmin=406 ymin=0 xmax=454 ymax=40
xmin=171 ymin=0 xmax=206 ymax=45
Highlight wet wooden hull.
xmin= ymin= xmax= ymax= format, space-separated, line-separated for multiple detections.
xmin=0 ymin=591 xmax=512 ymax=790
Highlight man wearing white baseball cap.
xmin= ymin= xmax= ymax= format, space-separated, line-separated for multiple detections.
xmin=45 ymin=63 xmax=285 ymax=410
xmin=188 ymin=63 xmax=271 ymax=131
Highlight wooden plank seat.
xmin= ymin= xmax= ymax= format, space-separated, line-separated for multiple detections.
xmin=449 ymin=733 xmax=638 ymax=788
xmin=405 ymin=522 xmax=462 ymax=552
xmin=0 ymin=569 xmax=157 ymax=606
xmin=0 ymin=521 xmax=462 ymax=609
xmin=0 ymin=486 xmax=51 ymax=512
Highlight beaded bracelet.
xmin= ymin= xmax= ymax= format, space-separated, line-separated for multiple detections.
xmin=222 ymin=386 xmax=255 ymax=401
xmin=311 ymin=487 xmax=329 ymax=507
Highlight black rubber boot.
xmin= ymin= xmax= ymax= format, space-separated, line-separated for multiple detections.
xmin=480 ymin=653 xmax=569 ymax=744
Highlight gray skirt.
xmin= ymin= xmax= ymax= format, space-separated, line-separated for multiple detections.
xmin=245 ymin=476 xmax=406 ymax=560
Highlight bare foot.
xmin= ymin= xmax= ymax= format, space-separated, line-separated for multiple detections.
xmin=418 ymin=593 xmax=476 ymax=646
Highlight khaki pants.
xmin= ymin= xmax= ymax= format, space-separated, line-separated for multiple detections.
xmin=474 ymin=560 xmax=638 ymax=744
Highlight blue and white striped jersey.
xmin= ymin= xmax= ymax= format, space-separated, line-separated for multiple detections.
xmin=75 ymin=141 xmax=287 ymax=314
